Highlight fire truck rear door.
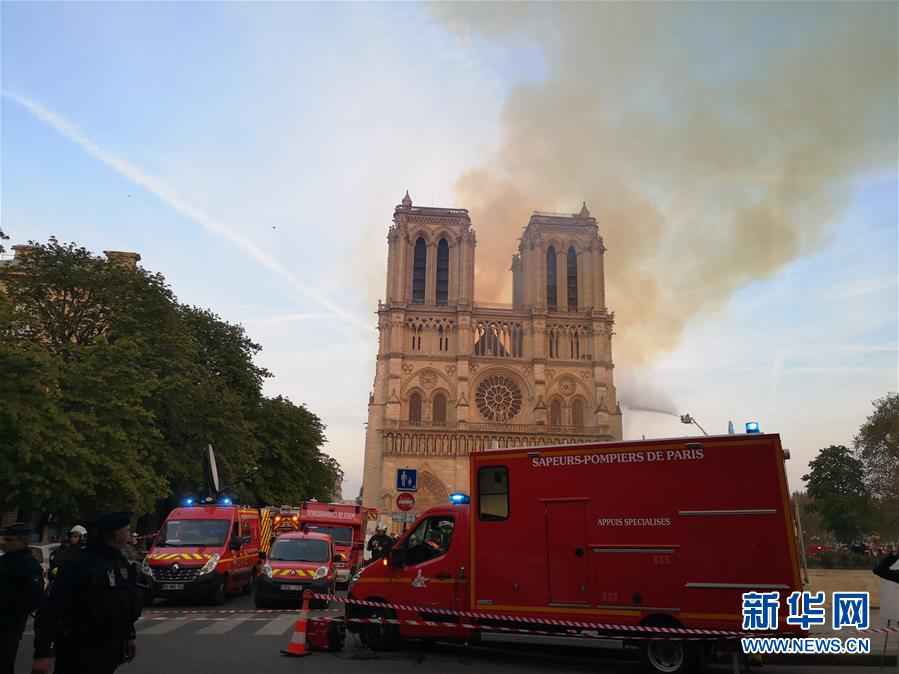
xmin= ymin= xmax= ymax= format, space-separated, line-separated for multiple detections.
xmin=544 ymin=499 xmax=589 ymax=605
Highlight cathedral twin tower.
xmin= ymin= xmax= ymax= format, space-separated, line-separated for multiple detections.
xmin=362 ymin=192 xmax=623 ymax=528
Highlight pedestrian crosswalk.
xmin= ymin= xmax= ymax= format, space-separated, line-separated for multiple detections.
xmin=23 ymin=610 xmax=341 ymax=639
xmin=133 ymin=610 xmax=340 ymax=637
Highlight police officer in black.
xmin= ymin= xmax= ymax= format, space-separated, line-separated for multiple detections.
xmin=0 ymin=523 xmax=44 ymax=674
xmin=32 ymin=513 xmax=143 ymax=674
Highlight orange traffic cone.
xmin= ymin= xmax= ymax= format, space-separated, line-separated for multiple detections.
xmin=281 ymin=589 xmax=312 ymax=657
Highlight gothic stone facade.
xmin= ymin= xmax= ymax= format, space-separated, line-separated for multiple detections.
xmin=362 ymin=193 xmax=623 ymax=532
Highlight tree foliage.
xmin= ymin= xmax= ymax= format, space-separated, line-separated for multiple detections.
xmin=802 ymin=445 xmax=870 ymax=543
xmin=855 ymin=393 xmax=899 ymax=500
xmin=0 ymin=239 xmax=342 ymax=520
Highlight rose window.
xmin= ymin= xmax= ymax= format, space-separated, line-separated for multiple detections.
xmin=475 ymin=376 xmax=522 ymax=422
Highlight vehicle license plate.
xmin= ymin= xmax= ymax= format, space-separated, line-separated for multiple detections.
xmin=280 ymin=584 xmax=303 ymax=591
xmin=161 ymin=583 xmax=184 ymax=591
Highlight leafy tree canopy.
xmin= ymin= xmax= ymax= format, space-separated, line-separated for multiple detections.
xmin=0 ymin=238 xmax=342 ymax=520
xmin=855 ymin=393 xmax=899 ymax=500
xmin=802 ymin=445 xmax=870 ymax=543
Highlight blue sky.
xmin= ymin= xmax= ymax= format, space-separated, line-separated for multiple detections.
xmin=3 ymin=2 xmax=896 ymax=499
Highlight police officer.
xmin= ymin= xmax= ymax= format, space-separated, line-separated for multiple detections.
xmin=0 ymin=523 xmax=44 ymax=674
xmin=32 ymin=512 xmax=143 ymax=674
xmin=49 ymin=525 xmax=87 ymax=580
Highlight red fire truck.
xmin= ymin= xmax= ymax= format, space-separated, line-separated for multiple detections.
xmin=144 ymin=499 xmax=266 ymax=604
xmin=348 ymin=433 xmax=804 ymax=673
xmin=299 ymin=501 xmax=369 ymax=588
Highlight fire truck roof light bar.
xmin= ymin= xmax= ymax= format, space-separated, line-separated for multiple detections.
xmin=450 ymin=493 xmax=470 ymax=504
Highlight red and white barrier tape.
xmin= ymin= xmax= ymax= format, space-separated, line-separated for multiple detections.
xmin=311 ymin=593 xmax=755 ymax=638
xmin=314 ymin=615 xmax=729 ymax=642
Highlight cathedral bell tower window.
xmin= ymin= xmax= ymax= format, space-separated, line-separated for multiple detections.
xmin=412 ymin=237 xmax=427 ymax=304
xmin=436 ymin=238 xmax=449 ymax=305
xmin=546 ymin=246 xmax=557 ymax=310
xmin=409 ymin=392 xmax=422 ymax=424
xmin=567 ymin=246 xmax=578 ymax=311
xmin=433 ymin=393 xmax=447 ymax=425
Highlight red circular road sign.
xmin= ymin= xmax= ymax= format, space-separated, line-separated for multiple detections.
xmin=396 ymin=493 xmax=415 ymax=511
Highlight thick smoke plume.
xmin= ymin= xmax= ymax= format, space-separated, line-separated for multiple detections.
xmin=433 ymin=2 xmax=897 ymax=365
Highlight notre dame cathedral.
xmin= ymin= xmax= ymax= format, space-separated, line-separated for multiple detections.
xmin=362 ymin=192 xmax=623 ymax=531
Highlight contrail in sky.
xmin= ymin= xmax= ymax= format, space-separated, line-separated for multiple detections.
xmin=2 ymin=90 xmax=374 ymax=333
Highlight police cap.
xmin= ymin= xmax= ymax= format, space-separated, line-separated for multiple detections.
xmin=1 ymin=522 xmax=32 ymax=538
xmin=94 ymin=512 xmax=132 ymax=532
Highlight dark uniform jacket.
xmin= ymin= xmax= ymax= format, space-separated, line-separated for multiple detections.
xmin=367 ymin=534 xmax=392 ymax=560
xmin=0 ymin=548 xmax=44 ymax=631
xmin=49 ymin=542 xmax=84 ymax=580
xmin=874 ymin=553 xmax=899 ymax=583
xmin=34 ymin=542 xmax=143 ymax=659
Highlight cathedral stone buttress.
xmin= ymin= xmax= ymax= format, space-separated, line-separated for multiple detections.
xmin=362 ymin=193 xmax=622 ymax=533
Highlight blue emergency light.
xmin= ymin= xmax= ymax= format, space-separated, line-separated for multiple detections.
xmin=746 ymin=421 xmax=761 ymax=434
xmin=220 ymin=497 xmax=233 ymax=505
xmin=183 ymin=498 xmax=194 ymax=506
xmin=449 ymin=493 xmax=470 ymax=505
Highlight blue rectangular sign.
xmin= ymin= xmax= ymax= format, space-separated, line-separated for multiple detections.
xmin=396 ymin=468 xmax=417 ymax=492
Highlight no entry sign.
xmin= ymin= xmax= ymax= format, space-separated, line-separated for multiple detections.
xmin=396 ymin=493 xmax=415 ymax=511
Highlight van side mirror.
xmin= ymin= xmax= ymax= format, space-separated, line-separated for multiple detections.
xmin=388 ymin=548 xmax=406 ymax=568
xmin=229 ymin=538 xmax=242 ymax=551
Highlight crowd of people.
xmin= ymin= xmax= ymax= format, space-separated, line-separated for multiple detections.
xmin=1 ymin=514 xmax=145 ymax=674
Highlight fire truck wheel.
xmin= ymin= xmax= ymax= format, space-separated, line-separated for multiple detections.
xmin=357 ymin=605 xmax=401 ymax=651
xmin=640 ymin=640 xmax=705 ymax=674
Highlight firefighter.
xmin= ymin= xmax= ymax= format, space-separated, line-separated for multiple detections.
xmin=32 ymin=513 xmax=143 ymax=674
xmin=367 ymin=526 xmax=392 ymax=560
xmin=49 ymin=526 xmax=87 ymax=580
xmin=0 ymin=523 xmax=44 ymax=674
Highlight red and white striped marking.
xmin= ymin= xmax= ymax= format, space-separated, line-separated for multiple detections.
xmin=310 ymin=593 xmax=754 ymax=638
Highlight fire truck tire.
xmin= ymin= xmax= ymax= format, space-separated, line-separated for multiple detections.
xmin=357 ymin=603 xmax=401 ymax=651
xmin=638 ymin=616 xmax=706 ymax=673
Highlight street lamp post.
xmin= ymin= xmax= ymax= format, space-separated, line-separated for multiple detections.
xmin=680 ymin=413 xmax=709 ymax=437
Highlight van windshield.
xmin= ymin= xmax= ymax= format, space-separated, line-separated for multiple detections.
xmin=157 ymin=520 xmax=230 ymax=547
xmin=270 ymin=539 xmax=330 ymax=563
xmin=301 ymin=524 xmax=352 ymax=545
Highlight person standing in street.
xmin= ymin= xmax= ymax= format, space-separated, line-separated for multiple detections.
xmin=367 ymin=526 xmax=392 ymax=561
xmin=32 ymin=513 xmax=143 ymax=674
xmin=0 ymin=523 xmax=44 ymax=674
xmin=49 ymin=525 xmax=87 ymax=580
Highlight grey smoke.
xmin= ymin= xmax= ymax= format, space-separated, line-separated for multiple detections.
xmin=432 ymin=2 xmax=898 ymax=366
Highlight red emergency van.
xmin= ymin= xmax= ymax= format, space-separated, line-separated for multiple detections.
xmin=144 ymin=501 xmax=264 ymax=604
xmin=254 ymin=530 xmax=337 ymax=608
xmin=348 ymin=434 xmax=804 ymax=672
xmin=299 ymin=501 xmax=368 ymax=588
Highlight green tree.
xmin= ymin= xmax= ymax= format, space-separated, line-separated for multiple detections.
xmin=855 ymin=393 xmax=899 ymax=500
xmin=0 ymin=238 xmax=342 ymax=520
xmin=245 ymin=396 xmax=341 ymax=504
xmin=802 ymin=445 xmax=870 ymax=543
xmin=0 ymin=228 xmax=7 ymax=254
xmin=0 ymin=344 xmax=87 ymax=513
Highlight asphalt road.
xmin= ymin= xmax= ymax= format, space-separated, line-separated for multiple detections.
xmin=13 ymin=591 xmax=883 ymax=673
